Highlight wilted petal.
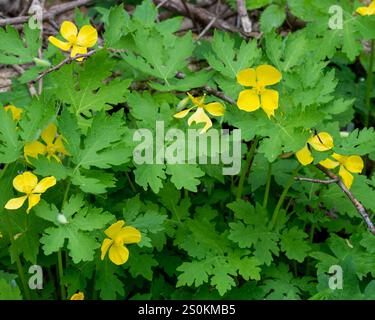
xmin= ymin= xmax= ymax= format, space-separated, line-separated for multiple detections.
xmin=24 ymin=141 xmax=47 ymax=160
xmin=256 ymin=65 xmax=282 ymax=86
xmin=54 ymin=136 xmax=69 ymax=155
xmin=236 ymin=68 xmax=256 ymax=87
xmin=237 ymin=89 xmax=260 ymax=112
xmin=41 ymin=124 xmax=57 ymax=146
xmin=173 ymin=108 xmax=192 ymax=119
xmin=4 ymin=105 xmax=22 ymax=121
xmin=295 ymin=145 xmax=313 ymax=166
xmin=108 ymin=245 xmax=129 ymax=265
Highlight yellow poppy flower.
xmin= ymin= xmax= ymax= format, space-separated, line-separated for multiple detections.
xmin=24 ymin=123 xmax=69 ymax=163
xmin=4 ymin=172 xmax=56 ymax=214
xmin=236 ymin=65 xmax=282 ymax=118
xmin=356 ymin=1 xmax=375 ymax=15
xmin=173 ymin=93 xmax=225 ymax=134
xmin=4 ymin=105 xmax=22 ymax=121
xmin=320 ymin=153 xmax=364 ymax=189
xmin=101 ymin=220 xmax=141 ymax=266
xmin=48 ymin=21 xmax=98 ymax=61
xmin=70 ymin=292 xmax=84 ymax=300
xmin=295 ymin=132 xmax=334 ymax=166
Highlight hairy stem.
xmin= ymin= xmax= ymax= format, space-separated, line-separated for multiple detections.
xmin=5 ymin=215 xmax=31 ymax=300
xmin=236 ymin=136 xmax=259 ymax=200
xmin=365 ymin=39 xmax=374 ymax=127
xmin=271 ymin=165 xmax=300 ymax=228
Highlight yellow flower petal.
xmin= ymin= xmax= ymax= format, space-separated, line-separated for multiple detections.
xmin=41 ymin=124 xmax=57 ymax=146
xmin=24 ymin=141 xmax=47 ymax=160
xmin=13 ymin=172 xmax=38 ymax=193
xmin=187 ymin=107 xmax=212 ymax=134
xmin=104 ymin=220 xmax=125 ymax=239
xmin=237 ymin=89 xmax=260 ymax=112
xmin=100 ymin=238 xmax=113 ymax=260
xmin=77 ymin=25 xmax=98 ymax=48
xmin=118 ymin=226 xmax=141 ymax=244
xmin=256 ymin=65 xmax=282 ymax=86
xmin=260 ymin=89 xmax=279 ymax=118
xmin=54 ymin=136 xmax=69 ymax=155
xmin=60 ymin=21 xmax=78 ymax=42
xmin=204 ymin=102 xmax=225 ymax=117
xmin=308 ymin=132 xmax=333 ymax=152
xmin=319 ymin=158 xmax=340 ymax=169
xmin=174 ymin=108 xmax=192 ymax=119
xmin=344 ymin=155 xmax=364 ymax=174
xmin=48 ymin=36 xmax=72 ymax=51
xmin=236 ymin=68 xmax=256 ymax=87
xmin=4 ymin=105 xmax=22 ymax=121
xmin=187 ymin=93 xmax=205 ymax=107
xmin=332 ymin=153 xmax=346 ymax=163
xmin=295 ymin=145 xmax=313 ymax=166
xmin=70 ymin=292 xmax=84 ymax=300
xmin=5 ymin=196 xmax=28 ymax=210
xmin=71 ymin=45 xmax=87 ymax=61
xmin=108 ymin=245 xmax=129 ymax=265
xmin=356 ymin=7 xmax=369 ymax=16
xmin=27 ymin=193 xmax=41 ymax=213
xmin=339 ymin=165 xmax=354 ymax=189
xmin=33 ymin=176 xmax=56 ymax=193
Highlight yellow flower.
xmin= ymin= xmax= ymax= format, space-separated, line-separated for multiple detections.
xmin=236 ymin=64 xmax=282 ymax=118
xmin=173 ymin=93 xmax=225 ymax=134
xmin=356 ymin=1 xmax=375 ymax=15
xmin=48 ymin=21 xmax=98 ymax=61
xmin=70 ymin=292 xmax=84 ymax=300
xmin=4 ymin=105 xmax=23 ymax=121
xmin=296 ymin=132 xmax=334 ymax=166
xmin=24 ymin=123 xmax=69 ymax=163
xmin=101 ymin=220 xmax=141 ymax=266
xmin=4 ymin=172 xmax=56 ymax=214
xmin=320 ymin=153 xmax=364 ymax=189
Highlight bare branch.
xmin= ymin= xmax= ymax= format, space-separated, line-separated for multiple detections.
xmin=314 ymin=164 xmax=375 ymax=235
xmin=295 ymin=176 xmax=338 ymax=184
xmin=30 ymin=50 xmax=97 ymax=84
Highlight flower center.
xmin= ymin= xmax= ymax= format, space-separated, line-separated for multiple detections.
xmin=68 ymin=35 xmax=77 ymax=45
xmin=46 ymin=144 xmax=57 ymax=156
xmin=254 ymin=83 xmax=266 ymax=95
xmin=113 ymin=236 xmax=124 ymax=247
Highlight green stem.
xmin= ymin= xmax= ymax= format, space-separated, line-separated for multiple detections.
xmin=236 ymin=136 xmax=260 ymax=200
xmin=263 ymin=162 xmax=272 ymax=208
xmin=4 ymin=215 xmax=31 ymax=300
xmin=0 ymin=163 xmax=9 ymax=180
xmin=365 ymin=39 xmax=375 ymax=127
xmin=270 ymin=165 xmax=300 ymax=228
xmin=125 ymin=172 xmax=137 ymax=193
xmin=57 ymin=250 xmax=66 ymax=300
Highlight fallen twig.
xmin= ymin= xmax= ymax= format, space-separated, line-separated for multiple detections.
xmin=236 ymin=0 xmax=252 ymax=34
xmin=0 ymin=0 xmax=93 ymax=27
xmin=295 ymin=177 xmax=338 ymax=184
